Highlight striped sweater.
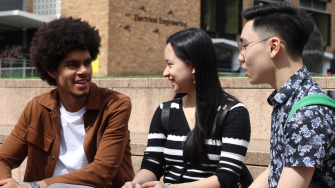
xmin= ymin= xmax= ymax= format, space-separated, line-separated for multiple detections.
xmin=140 ymin=97 xmax=251 ymax=187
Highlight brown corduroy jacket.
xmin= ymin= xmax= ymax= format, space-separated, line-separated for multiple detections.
xmin=0 ymin=82 xmax=134 ymax=188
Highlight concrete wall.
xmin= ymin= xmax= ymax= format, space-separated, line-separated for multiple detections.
xmin=0 ymin=77 xmax=332 ymax=140
xmin=1 ymin=77 xmax=332 ymax=181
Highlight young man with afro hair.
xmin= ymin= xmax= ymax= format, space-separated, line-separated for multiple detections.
xmin=239 ymin=2 xmax=335 ymax=188
xmin=0 ymin=17 xmax=134 ymax=188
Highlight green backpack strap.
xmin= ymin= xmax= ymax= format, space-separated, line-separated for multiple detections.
xmin=287 ymin=94 xmax=335 ymax=122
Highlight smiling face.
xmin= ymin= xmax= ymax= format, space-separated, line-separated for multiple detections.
xmin=48 ymin=49 xmax=93 ymax=99
xmin=238 ymin=20 xmax=276 ymax=85
xmin=163 ymin=43 xmax=195 ymax=93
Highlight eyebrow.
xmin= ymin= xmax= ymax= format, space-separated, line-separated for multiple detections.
xmin=165 ymin=58 xmax=172 ymax=63
xmin=65 ymin=58 xmax=93 ymax=64
xmin=239 ymin=37 xmax=247 ymax=43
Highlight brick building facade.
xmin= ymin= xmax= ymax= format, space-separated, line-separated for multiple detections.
xmin=60 ymin=0 xmax=201 ymax=77
xmin=60 ymin=0 xmax=335 ymax=77
xmin=0 ymin=0 xmax=334 ymax=77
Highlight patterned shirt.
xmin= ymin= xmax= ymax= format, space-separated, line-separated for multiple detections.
xmin=267 ymin=66 xmax=335 ymax=188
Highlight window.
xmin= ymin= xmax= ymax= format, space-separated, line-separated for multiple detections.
xmin=254 ymin=0 xmax=284 ymax=6
xmin=201 ymin=0 xmax=242 ymax=40
xmin=216 ymin=46 xmax=234 ymax=72
xmin=300 ymin=0 xmax=328 ymax=11
xmin=0 ymin=59 xmax=37 ymax=78
xmin=0 ymin=0 xmax=23 ymax=11
xmin=310 ymin=12 xmax=331 ymax=46
xmin=299 ymin=0 xmax=331 ymax=46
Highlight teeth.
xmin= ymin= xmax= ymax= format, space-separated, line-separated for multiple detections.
xmin=76 ymin=81 xmax=87 ymax=84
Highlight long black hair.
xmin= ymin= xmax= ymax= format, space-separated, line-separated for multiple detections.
xmin=167 ymin=28 xmax=229 ymax=169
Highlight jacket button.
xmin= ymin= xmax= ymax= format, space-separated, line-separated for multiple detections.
xmin=52 ymin=156 xmax=55 ymax=160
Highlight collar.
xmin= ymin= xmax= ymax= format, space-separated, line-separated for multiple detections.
xmin=39 ymin=82 xmax=101 ymax=111
xmin=268 ymin=66 xmax=309 ymax=107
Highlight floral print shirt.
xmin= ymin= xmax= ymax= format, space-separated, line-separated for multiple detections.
xmin=267 ymin=66 xmax=335 ymax=188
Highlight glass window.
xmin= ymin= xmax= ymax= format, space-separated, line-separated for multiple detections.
xmin=0 ymin=0 xmax=22 ymax=11
xmin=254 ymin=0 xmax=284 ymax=6
xmin=201 ymin=0 xmax=242 ymax=37
xmin=201 ymin=0 xmax=217 ymax=32
xmin=299 ymin=0 xmax=327 ymax=11
xmin=217 ymin=48 xmax=234 ymax=72
xmin=300 ymin=0 xmax=312 ymax=8
xmin=310 ymin=12 xmax=331 ymax=46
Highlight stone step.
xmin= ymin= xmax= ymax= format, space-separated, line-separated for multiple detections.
xmin=130 ymin=132 xmax=270 ymax=166
xmin=0 ymin=129 xmax=270 ymax=181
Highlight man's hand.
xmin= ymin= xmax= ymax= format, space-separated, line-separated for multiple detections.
xmin=37 ymin=181 xmax=47 ymax=188
xmin=0 ymin=178 xmax=25 ymax=188
xmin=122 ymin=181 xmax=141 ymax=188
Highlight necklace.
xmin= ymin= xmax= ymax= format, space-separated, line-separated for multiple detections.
xmin=185 ymin=96 xmax=195 ymax=124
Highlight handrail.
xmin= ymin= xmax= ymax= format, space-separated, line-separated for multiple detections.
xmin=0 ymin=58 xmax=36 ymax=78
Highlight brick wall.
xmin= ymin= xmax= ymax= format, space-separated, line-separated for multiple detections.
xmin=61 ymin=0 xmax=200 ymax=77
xmin=26 ymin=0 xmax=33 ymax=13
xmin=61 ymin=0 xmax=110 ymax=77
xmin=107 ymin=0 xmax=201 ymax=76
xmin=60 ymin=0 xmax=334 ymax=76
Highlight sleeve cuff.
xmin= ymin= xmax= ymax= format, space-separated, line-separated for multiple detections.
xmin=43 ymin=176 xmax=64 ymax=186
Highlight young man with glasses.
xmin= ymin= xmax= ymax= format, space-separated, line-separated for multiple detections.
xmin=239 ymin=2 xmax=335 ymax=188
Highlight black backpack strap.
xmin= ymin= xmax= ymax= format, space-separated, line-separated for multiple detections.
xmin=218 ymin=99 xmax=239 ymax=131
xmin=161 ymin=99 xmax=187 ymax=183
xmin=161 ymin=102 xmax=171 ymax=136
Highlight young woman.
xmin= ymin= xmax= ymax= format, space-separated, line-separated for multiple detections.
xmin=122 ymin=28 xmax=251 ymax=188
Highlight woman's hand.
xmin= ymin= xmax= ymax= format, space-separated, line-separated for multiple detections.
xmin=122 ymin=181 xmax=141 ymax=188
xmin=141 ymin=181 xmax=176 ymax=188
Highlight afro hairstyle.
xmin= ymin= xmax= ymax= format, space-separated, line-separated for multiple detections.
xmin=29 ymin=17 xmax=101 ymax=86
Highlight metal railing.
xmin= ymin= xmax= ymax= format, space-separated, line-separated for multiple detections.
xmin=0 ymin=58 xmax=37 ymax=78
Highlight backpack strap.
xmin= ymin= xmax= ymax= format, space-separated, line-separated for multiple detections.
xmin=286 ymin=94 xmax=335 ymax=122
xmin=161 ymin=102 xmax=171 ymax=136
xmin=218 ymin=99 xmax=239 ymax=132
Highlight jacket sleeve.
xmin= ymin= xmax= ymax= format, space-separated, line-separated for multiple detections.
xmin=0 ymin=102 xmax=30 ymax=180
xmin=215 ymin=103 xmax=251 ymax=188
xmin=44 ymin=97 xmax=132 ymax=187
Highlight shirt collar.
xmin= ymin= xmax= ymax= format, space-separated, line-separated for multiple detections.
xmin=268 ymin=66 xmax=309 ymax=106
xmin=39 ymin=82 xmax=101 ymax=111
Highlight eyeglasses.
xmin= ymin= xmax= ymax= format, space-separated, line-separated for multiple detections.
xmin=237 ymin=37 xmax=284 ymax=57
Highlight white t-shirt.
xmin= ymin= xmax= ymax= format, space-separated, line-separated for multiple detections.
xmin=52 ymin=102 xmax=88 ymax=177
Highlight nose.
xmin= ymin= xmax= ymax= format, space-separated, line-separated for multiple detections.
xmin=163 ymin=65 xmax=170 ymax=77
xmin=78 ymin=64 xmax=89 ymax=75
xmin=238 ymin=53 xmax=245 ymax=63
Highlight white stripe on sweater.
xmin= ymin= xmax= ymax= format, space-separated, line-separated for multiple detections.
xmin=221 ymin=137 xmax=249 ymax=148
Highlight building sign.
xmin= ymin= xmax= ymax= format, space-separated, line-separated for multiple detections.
xmin=126 ymin=13 xmax=187 ymax=28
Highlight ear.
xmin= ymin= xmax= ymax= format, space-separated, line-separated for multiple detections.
xmin=47 ymin=70 xmax=56 ymax=79
xmin=269 ymin=37 xmax=281 ymax=58
xmin=189 ymin=62 xmax=195 ymax=74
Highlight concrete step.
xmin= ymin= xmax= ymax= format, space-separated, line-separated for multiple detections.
xmin=0 ymin=129 xmax=270 ymax=181
xmin=130 ymin=132 xmax=269 ymax=180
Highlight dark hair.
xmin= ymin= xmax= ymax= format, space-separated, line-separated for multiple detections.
xmin=29 ymin=17 xmax=101 ymax=86
xmin=167 ymin=28 xmax=230 ymax=168
xmin=242 ymin=2 xmax=314 ymax=59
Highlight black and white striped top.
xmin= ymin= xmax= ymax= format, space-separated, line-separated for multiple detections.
xmin=140 ymin=97 xmax=251 ymax=187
